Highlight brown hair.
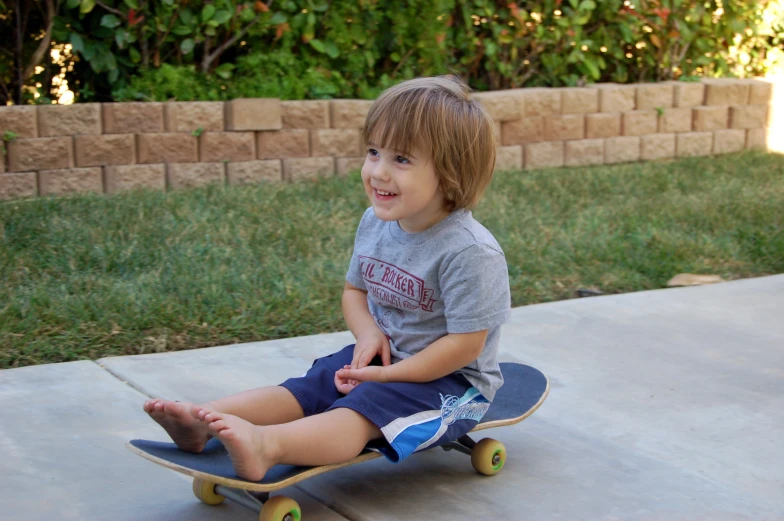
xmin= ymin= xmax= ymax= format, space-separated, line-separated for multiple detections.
xmin=362 ymin=76 xmax=496 ymax=211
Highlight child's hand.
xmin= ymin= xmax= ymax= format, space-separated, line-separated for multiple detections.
xmin=334 ymin=364 xmax=359 ymax=394
xmin=336 ymin=365 xmax=389 ymax=385
xmin=352 ymin=329 xmax=391 ymax=371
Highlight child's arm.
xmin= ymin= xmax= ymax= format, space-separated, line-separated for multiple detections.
xmin=342 ymin=282 xmax=391 ymax=368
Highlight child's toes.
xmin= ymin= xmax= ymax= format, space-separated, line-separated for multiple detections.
xmin=207 ymin=419 xmax=227 ymax=434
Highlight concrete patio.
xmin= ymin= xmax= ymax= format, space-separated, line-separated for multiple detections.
xmin=2 ymin=275 xmax=782 ymax=520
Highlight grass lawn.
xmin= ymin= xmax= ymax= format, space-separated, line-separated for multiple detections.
xmin=1 ymin=151 xmax=782 ymax=368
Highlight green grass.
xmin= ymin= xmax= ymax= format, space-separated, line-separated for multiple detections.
xmin=2 ymin=151 xmax=783 ymax=368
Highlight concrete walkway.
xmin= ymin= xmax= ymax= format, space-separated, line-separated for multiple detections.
xmin=2 ymin=275 xmax=782 ymax=520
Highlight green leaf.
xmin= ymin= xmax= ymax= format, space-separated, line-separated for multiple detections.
xmin=172 ymin=25 xmax=192 ymax=36
xmin=323 ymin=40 xmax=339 ymax=58
xmin=82 ymin=40 xmax=96 ymax=60
xmin=66 ymin=0 xmax=80 ymax=8
xmin=579 ymin=0 xmax=596 ymax=10
xmin=108 ymin=67 xmax=119 ymax=83
xmin=309 ymin=38 xmax=325 ymax=53
xmin=201 ymin=4 xmax=216 ymax=23
xmin=215 ymin=63 xmax=234 ymax=79
xmin=240 ymin=7 xmax=255 ymax=22
xmin=123 ymin=0 xmax=139 ymax=8
xmin=80 ymin=0 xmax=96 ymax=14
xmin=180 ymin=38 xmax=195 ymax=54
xmin=307 ymin=12 xmax=316 ymax=29
xmin=270 ymin=12 xmax=287 ymax=24
xmin=212 ymin=10 xmax=232 ymax=24
xmin=162 ymin=0 xmax=174 ymax=5
xmin=101 ymin=14 xmax=121 ymax=28
xmin=115 ymin=28 xmax=129 ymax=49
xmin=129 ymin=46 xmax=141 ymax=63
xmin=204 ymin=26 xmax=217 ymax=36
xmin=70 ymin=33 xmax=84 ymax=54
xmin=311 ymin=1 xmax=328 ymax=11
xmin=180 ymin=9 xmax=195 ymax=25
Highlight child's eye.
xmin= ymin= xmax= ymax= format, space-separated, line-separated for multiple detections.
xmin=367 ymin=148 xmax=379 ymax=157
xmin=395 ymin=156 xmax=410 ymax=164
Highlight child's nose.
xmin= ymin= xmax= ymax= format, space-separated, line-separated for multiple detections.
xmin=370 ymin=162 xmax=390 ymax=181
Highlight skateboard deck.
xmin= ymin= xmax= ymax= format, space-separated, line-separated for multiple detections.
xmin=128 ymin=363 xmax=548 ymax=520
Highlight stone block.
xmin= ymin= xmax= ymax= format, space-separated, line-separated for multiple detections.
xmin=494 ymin=146 xmax=523 ymax=171
xmin=166 ymin=101 xmax=224 ymax=132
xmin=200 ymin=132 xmax=255 ymax=162
xmin=330 ymin=100 xmax=374 ymax=128
xmin=589 ymin=84 xmax=636 ymax=112
xmin=658 ymin=108 xmax=692 ymax=133
xmin=7 ymin=137 xmax=72 ymax=172
xmin=605 ymin=136 xmax=641 ymax=164
xmin=226 ymin=98 xmax=281 ymax=131
xmin=472 ymin=91 xmax=523 ymax=122
xmin=544 ymin=115 xmax=584 ymax=141
xmin=561 ymin=88 xmax=598 ymax=114
xmin=730 ymin=105 xmax=768 ymax=129
xmin=0 ymin=172 xmax=37 ymax=199
xmin=227 ymin=160 xmax=282 ymax=184
xmin=586 ymin=113 xmax=621 ymax=139
xmin=105 ymin=164 xmax=166 ymax=193
xmin=168 ymin=162 xmax=225 ymax=189
xmin=693 ymin=106 xmax=728 ymax=131
xmin=282 ymin=101 xmax=330 ymax=129
xmin=524 ymin=141 xmax=564 ymax=169
xmin=75 ymin=134 xmax=135 ymax=167
xmin=636 ymin=84 xmax=674 ymax=110
xmin=38 ymin=103 xmax=101 ymax=136
xmin=746 ymin=128 xmax=767 ymax=150
xmin=311 ymin=129 xmax=361 ymax=157
xmin=713 ymin=129 xmax=746 ymax=155
xmin=283 ymin=157 xmax=335 ymax=181
xmin=502 ymin=117 xmax=544 ymax=145
xmin=493 ymin=121 xmax=501 ymax=142
xmin=748 ymin=80 xmax=773 ymax=105
xmin=703 ymin=79 xmax=750 ymax=106
xmin=137 ymin=133 xmax=198 ymax=164
xmin=336 ymin=157 xmax=365 ymax=176
xmin=565 ymin=139 xmax=604 ymax=167
xmin=523 ymin=89 xmax=561 ymax=116
xmin=676 ymin=132 xmax=713 ymax=158
xmin=672 ymin=82 xmax=705 ymax=108
xmin=103 ymin=102 xmax=164 ymax=133
xmin=257 ymin=129 xmax=310 ymax=159
xmin=39 ymin=167 xmax=103 ymax=196
xmin=622 ymin=111 xmax=658 ymax=136
xmin=641 ymin=133 xmax=676 ymax=161
xmin=0 ymin=106 xmax=37 ymax=138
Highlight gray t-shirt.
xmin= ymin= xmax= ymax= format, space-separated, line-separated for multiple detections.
xmin=346 ymin=207 xmax=511 ymax=401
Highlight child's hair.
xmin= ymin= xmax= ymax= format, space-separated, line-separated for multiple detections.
xmin=362 ymin=75 xmax=496 ymax=211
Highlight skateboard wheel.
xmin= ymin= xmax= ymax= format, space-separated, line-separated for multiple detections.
xmin=471 ymin=438 xmax=506 ymax=476
xmin=192 ymin=478 xmax=225 ymax=505
xmin=260 ymin=495 xmax=301 ymax=521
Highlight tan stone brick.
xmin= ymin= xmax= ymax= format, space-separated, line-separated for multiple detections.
xmin=561 ymin=88 xmax=598 ymax=114
xmin=502 ymin=117 xmax=544 ymax=145
xmin=103 ymin=102 xmax=164 ymax=133
xmin=283 ymin=157 xmax=335 ymax=181
xmin=75 ymin=134 xmax=135 ymax=167
xmin=330 ymin=100 xmax=374 ymax=128
xmin=336 ymin=157 xmax=365 ymax=176
xmin=672 ymin=81 xmax=705 ymax=108
xmin=0 ymin=153 xmax=4 ymax=174
xmin=200 ymin=132 xmax=255 ymax=162
xmin=493 ymin=121 xmax=501 ymax=142
xmin=658 ymin=108 xmax=692 ymax=133
xmin=748 ymin=80 xmax=773 ymax=105
xmin=586 ymin=113 xmax=621 ymax=139
xmin=693 ymin=106 xmax=728 ymax=131
xmin=641 ymin=133 xmax=675 ymax=161
xmin=311 ymin=129 xmax=361 ymax=157
xmin=38 ymin=103 xmax=101 ymax=136
xmin=105 ymin=164 xmax=166 ymax=193
xmin=39 ymin=167 xmax=103 ymax=196
xmin=0 ymin=172 xmax=37 ymax=199
xmin=713 ymin=129 xmax=746 ymax=155
xmin=524 ymin=141 xmax=564 ymax=169
xmin=636 ymin=84 xmax=674 ymax=110
xmin=523 ymin=89 xmax=561 ymax=116
xmin=605 ymin=136 xmax=641 ymax=164
xmin=676 ymin=132 xmax=713 ymax=158
xmin=226 ymin=98 xmax=281 ymax=131
xmin=746 ymin=128 xmax=767 ymax=150
xmin=137 ymin=133 xmax=197 ymax=164
xmin=703 ymin=79 xmax=750 ymax=106
xmin=166 ymin=101 xmax=224 ymax=132
xmin=282 ymin=101 xmax=330 ymax=129
xmin=227 ymin=160 xmax=282 ymax=184
xmin=472 ymin=91 xmax=523 ymax=122
xmin=168 ymin=162 xmax=225 ymax=189
xmin=622 ymin=111 xmax=658 ymax=136
xmin=7 ymin=137 xmax=72 ymax=172
xmin=730 ymin=105 xmax=768 ymax=129
xmin=544 ymin=115 xmax=584 ymax=141
xmin=565 ymin=139 xmax=604 ymax=167
xmin=589 ymin=84 xmax=636 ymax=112
xmin=494 ymin=146 xmax=523 ymax=171
xmin=0 ymin=106 xmax=37 ymax=138
xmin=257 ymin=129 xmax=309 ymax=159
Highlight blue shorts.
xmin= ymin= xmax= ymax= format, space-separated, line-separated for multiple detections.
xmin=280 ymin=345 xmax=490 ymax=462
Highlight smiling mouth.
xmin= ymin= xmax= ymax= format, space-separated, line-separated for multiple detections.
xmin=374 ymin=189 xmax=396 ymax=197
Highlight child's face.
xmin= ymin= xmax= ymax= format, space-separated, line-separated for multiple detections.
xmin=361 ymin=142 xmax=448 ymax=233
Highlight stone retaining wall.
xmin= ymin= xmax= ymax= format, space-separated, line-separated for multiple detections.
xmin=0 ymin=78 xmax=778 ymax=200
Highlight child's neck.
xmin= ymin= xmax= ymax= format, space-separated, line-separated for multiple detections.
xmin=398 ymin=207 xmax=452 ymax=233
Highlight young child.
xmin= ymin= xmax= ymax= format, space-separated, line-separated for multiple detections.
xmin=143 ymin=75 xmax=511 ymax=481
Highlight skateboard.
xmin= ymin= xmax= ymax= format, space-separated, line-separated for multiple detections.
xmin=128 ymin=362 xmax=549 ymax=521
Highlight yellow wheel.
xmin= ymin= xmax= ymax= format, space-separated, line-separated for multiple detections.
xmin=192 ymin=478 xmax=225 ymax=505
xmin=259 ymin=495 xmax=302 ymax=521
xmin=471 ymin=438 xmax=507 ymax=476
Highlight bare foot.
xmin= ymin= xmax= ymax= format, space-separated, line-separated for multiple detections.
xmin=143 ymin=399 xmax=210 ymax=453
xmin=197 ymin=409 xmax=278 ymax=481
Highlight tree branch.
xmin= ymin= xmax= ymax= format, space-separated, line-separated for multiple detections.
xmin=23 ymin=0 xmax=55 ymax=81
xmin=95 ymin=0 xmax=127 ymax=19
xmin=201 ymin=2 xmax=271 ymax=74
